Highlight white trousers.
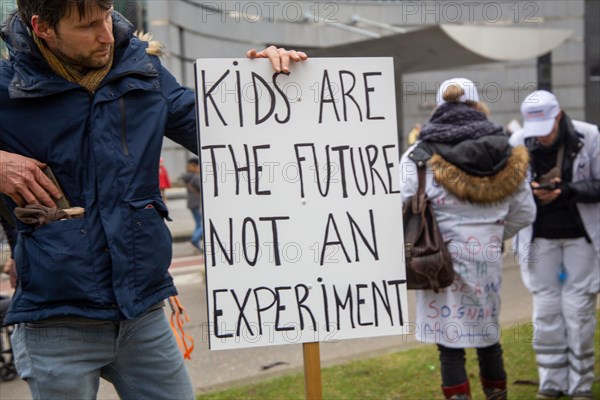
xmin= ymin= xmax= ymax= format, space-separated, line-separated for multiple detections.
xmin=523 ymin=237 xmax=598 ymax=395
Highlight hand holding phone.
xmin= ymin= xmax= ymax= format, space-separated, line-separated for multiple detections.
xmin=535 ymin=182 xmax=559 ymax=190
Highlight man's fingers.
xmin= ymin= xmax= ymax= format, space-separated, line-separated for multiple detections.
xmin=9 ymin=192 xmax=26 ymax=208
xmin=247 ymin=46 xmax=307 ymax=72
xmin=18 ymin=171 xmax=58 ymax=207
xmin=29 ymin=181 xmax=58 ymax=208
xmin=247 ymin=46 xmax=282 ymax=72
xmin=32 ymin=159 xmax=47 ymax=169
xmin=276 ymin=48 xmax=308 ymax=72
xmin=11 ymin=186 xmax=57 ymax=208
xmin=38 ymin=168 xmax=63 ymax=200
xmin=288 ymin=50 xmax=307 ymax=62
xmin=263 ymin=46 xmax=281 ymax=72
xmin=246 ymin=46 xmax=275 ymax=59
xmin=21 ymin=165 xmax=60 ymax=207
xmin=5 ymin=183 xmax=52 ymax=207
xmin=278 ymin=48 xmax=291 ymax=73
xmin=534 ymin=189 xmax=561 ymax=203
xmin=0 ymin=151 xmax=59 ymax=207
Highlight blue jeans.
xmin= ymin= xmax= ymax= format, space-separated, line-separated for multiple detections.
xmin=11 ymin=308 xmax=194 ymax=400
xmin=190 ymin=207 xmax=203 ymax=246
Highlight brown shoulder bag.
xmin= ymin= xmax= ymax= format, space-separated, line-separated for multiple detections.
xmin=403 ymin=157 xmax=454 ymax=293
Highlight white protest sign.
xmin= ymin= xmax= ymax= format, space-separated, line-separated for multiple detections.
xmin=195 ymin=58 xmax=407 ymax=350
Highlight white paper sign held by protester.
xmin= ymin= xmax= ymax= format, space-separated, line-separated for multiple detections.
xmin=195 ymin=57 xmax=407 ymax=350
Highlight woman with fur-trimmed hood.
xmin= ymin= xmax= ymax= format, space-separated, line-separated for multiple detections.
xmin=399 ymin=78 xmax=536 ymax=400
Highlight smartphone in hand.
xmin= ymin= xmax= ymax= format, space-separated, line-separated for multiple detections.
xmin=535 ymin=182 xmax=559 ymax=190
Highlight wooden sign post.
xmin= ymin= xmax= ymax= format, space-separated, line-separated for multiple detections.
xmin=303 ymin=342 xmax=322 ymax=400
xmin=194 ymin=57 xmax=407 ymax=397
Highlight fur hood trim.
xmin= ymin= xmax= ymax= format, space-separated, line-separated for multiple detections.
xmin=134 ymin=31 xmax=164 ymax=57
xmin=430 ymin=145 xmax=529 ymax=204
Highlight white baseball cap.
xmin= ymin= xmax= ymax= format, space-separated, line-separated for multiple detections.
xmin=436 ymin=77 xmax=480 ymax=106
xmin=520 ymin=90 xmax=561 ymax=138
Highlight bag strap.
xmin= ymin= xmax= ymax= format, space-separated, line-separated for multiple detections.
xmin=555 ymin=143 xmax=565 ymax=178
xmin=417 ymin=163 xmax=426 ymax=197
xmin=411 ymin=162 xmax=426 ymax=213
xmin=408 ymin=143 xmax=431 ymax=214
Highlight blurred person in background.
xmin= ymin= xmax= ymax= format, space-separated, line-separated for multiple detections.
xmin=400 ymin=78 xmax=536 ymax=400
xmin=509 ymin=90 xmax=600 ymax=400
xmin=181 ymin=158 xmax=203 ymax=252
xmin=158 ymin=157 xmax=172 ymax=204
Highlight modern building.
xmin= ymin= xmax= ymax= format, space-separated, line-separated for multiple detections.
xmin=2 ymin=1 xmax=598 ymax=174
xmin=143 ymin=0 xmax=598 ymax=172
xmin=0 ymin=0 xmax=17 ymax=58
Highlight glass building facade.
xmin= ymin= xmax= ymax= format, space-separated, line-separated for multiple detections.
xmin=0 ymin=0 xmax=17 ymax=58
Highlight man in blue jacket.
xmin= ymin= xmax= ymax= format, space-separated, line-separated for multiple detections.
xmin=0 ymin=1 xmax=306 ymax=398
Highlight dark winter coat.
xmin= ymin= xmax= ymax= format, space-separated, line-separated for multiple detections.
xmin=0 ymin=12 xmax=198 ymax=324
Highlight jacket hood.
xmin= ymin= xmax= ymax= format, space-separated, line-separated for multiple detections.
xmin=413 ymin=101 xmax=527 ymax=204
xmin=1 ymin=10 xmax=27 ymax=56
xmin=428 ymin=135 xmax=511 ymax=177
xmin=1 ymin=10 xmax=49 ymax=86
xmin=429 ymin=140 xmax=529 ymax=204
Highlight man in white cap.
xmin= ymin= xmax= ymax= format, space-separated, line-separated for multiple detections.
xmin=509 ymin=90 xmax=600 ymax=400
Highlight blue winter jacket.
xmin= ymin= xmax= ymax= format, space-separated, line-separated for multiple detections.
xmin=0 ymin=12 xmax=198 ymax=324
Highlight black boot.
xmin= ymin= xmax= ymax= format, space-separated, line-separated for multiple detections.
xmin=480 ymin=376 xmax=507 ymax=400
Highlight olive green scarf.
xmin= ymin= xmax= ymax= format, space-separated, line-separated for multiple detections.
xmin=33 ymin=34 xmax=113 ymax=92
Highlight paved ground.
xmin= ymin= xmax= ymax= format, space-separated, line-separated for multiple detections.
xmin=0 ymin=189 xmax=587 ymax=399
